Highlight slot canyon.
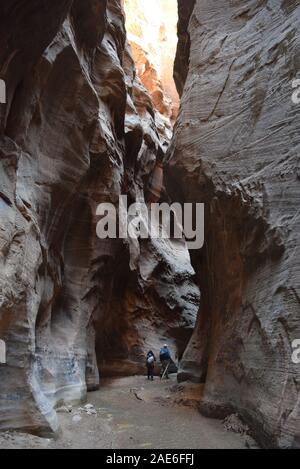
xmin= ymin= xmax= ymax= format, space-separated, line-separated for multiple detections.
xmin=0 ymin=0 xmax=299 ymax=450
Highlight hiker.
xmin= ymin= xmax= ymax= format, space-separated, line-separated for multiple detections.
xmin=146 ymin=350 xmax=156 ymax=381
xmin=160 ymin=344 xmax=171 ymax=379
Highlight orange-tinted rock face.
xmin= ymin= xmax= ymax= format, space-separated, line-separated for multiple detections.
xmin=123 ymin=0 xmax=179 ymax=121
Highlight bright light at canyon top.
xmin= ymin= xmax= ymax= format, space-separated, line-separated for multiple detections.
xmin=123 ymin=0 xmax=179 ymax=120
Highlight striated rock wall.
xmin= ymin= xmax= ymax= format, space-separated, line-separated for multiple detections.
xmin=167 ymin=0 xmax=300 ymax=449
xmin=0 ymin=0 xmax=199 ymax=435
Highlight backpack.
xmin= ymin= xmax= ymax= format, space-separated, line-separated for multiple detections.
xmin=147 ymin=355 xmax=154 ymax=365
xmin=160 ymin=348 xmax=170 ymax=361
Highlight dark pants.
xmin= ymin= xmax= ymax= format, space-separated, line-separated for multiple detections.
xmin=147 ymin=364 xmax=154 ymax=380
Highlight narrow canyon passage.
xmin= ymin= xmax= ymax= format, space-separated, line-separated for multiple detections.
xmin=0 ymin=0 xmax=203 ymax=447
xmin=0 ymin=0 xmax=299 ymax=451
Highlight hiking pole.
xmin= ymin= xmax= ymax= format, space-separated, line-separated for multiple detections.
xmin=161 ymin=361 xmax=170 ymax=380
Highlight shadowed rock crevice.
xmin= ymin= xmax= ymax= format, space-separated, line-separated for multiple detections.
xmin=174 ymin=0 xmax=196 ymax=97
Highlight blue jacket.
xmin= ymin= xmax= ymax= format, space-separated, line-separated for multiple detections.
xmin=160 ymin=347 xmax=171 ymax=360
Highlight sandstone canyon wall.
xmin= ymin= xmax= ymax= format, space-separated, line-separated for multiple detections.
xmin=167 ymin=0 xmax=300 ymax=449
xmin=0 ymin=0 xmax=199 ymax=435
xmin=0 ymin=0 xmax=299 ymax=450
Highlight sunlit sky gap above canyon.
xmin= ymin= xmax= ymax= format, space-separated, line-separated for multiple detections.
xmin=124 ymin=0 xmax=179 ymax=120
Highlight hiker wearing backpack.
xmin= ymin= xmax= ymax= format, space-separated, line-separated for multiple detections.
xmin=160 ymin=344 xmax=171 ymax=379
xmin=146 ymin=350 xmax=156 ymax=381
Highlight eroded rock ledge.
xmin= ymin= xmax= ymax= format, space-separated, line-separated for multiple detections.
xmin=167 ymin=0 xmax=300 ymax=449
xmin=0 ymin=0 xmax=199 ymax=435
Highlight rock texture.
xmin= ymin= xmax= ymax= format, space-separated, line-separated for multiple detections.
xmin=167 ymin=0 xmax=300 ymax=449
xmin=0 ymin=0 xmax=199 ymax=435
